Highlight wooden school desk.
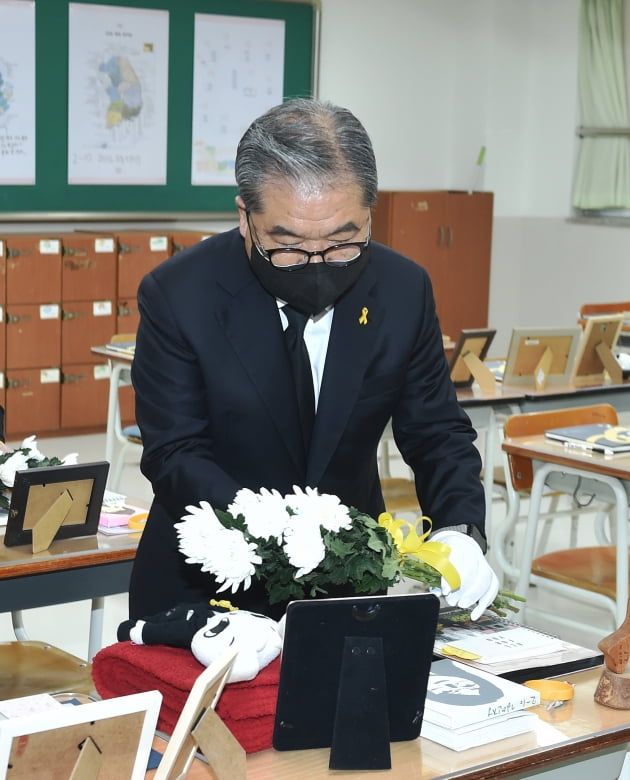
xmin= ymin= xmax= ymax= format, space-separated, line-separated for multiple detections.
xmin=501 ymin=429 xmax=630 ymax=626
xmin=150 ymin=668 xmax=630 ymax=780
xmin=0 ymin=526 xmax=140 ymax=661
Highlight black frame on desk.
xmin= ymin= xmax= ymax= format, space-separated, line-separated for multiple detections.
xmin=448 ymin=328 xmax=497 ymax=388
xmin=273 ymin=593 xmax=440 ymax=770
xmin=4 ymin=461 xmax=109 ymax=549
xmin=571 ymin=314 xmax=624 ymax=387
xmin=503 ymin=327 xmax=582 ymax=390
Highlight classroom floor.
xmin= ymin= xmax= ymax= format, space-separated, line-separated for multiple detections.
xmin=0 ymin=429 xmax=614 ymax=663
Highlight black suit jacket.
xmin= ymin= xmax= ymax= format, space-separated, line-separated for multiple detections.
xmin=128 ymin=228 xmax=483 ymax=618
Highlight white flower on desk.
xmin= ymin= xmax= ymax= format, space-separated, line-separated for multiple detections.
xmin=176 ymin=501 xmax=262 ymax=593
xmin=0 ymin=436 xmax=79 ymax=510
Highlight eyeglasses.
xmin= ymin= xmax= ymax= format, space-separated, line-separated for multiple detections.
xmin=247 ymin=212 xmax=371 ymax=270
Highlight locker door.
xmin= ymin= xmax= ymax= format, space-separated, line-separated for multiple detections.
xmin=6 ymin=304 xmax=61 ymax=370
xmin=6 ymin=235 xmax=62 ymax=304
xmin=61 ymin=362 xmax=110 ymax=429
xmin=117 ymin=231 xmax=170 ymax=299
xmin=5 ymin=368 xmax=60 ymax=437
xmin=61 ymin=234 xmax=117 ymax=302
xmin=116 ymin=298 xmax=140 ymax=335
xmin=62 ymin=300 xmax=116 ymax=364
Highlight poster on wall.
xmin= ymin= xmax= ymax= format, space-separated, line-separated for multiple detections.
xmin=191 ymin=13 xmax=285 ymax=187
xmin=0 ymin=0 xmax=36 ymax=185
xmin=67 ymin=2 xmax=169 ymax=185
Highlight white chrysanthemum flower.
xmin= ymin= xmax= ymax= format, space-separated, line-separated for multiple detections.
xmin=21 ymin=435 xmax=45 ymax=461
xmin=282 ymin=515 xmax=326 ymax=578
xmin=286 ymin=485 xmax=352 ymax=533
xmin=228 ymin=487 xmax=289 ymax=541
xmin=61 ymin=452 xmax=79 ymax=465
xmin=0 ymin=451 xmax=30 ymax=488
xmin=175 ymin=501 xmax=262 ymax=593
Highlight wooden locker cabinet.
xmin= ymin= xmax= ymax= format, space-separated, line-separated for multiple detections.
xmin=170 ymin=230 xmax=215 ymax=256
xmin=61 ymin=233 xmax=117 ymax=302
xmin=61 ymin=300 xmax=116 ymax=365
xmin=5 ymin=368 xmax=61 ymax=437
xmin=371 ymin=191 xmax=493 ymax=340
xmin=61 ymin=362 xmax=110 ymax=429
xmin=115 ymin=230 xmax=170 ymax=299
xmin=5 ymin=234 xmax=62 ymax=304
xmin=116 ymin=297 xmax=140 ymax=335
xmin=0 ymin=238 xmax=6 ymax=370
xmin=6 ymin=304 xmax=61 ymax=370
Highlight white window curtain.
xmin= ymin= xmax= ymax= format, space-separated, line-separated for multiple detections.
xmin=572 ymin=0 xmax=630 ymax=211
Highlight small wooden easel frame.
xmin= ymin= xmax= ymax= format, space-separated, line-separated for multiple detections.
xmin=448 ymin=328 xmax=497 ymax=393
xmin=154 ymin=646 xmax=246 ymax=780
xmin=3 ymin=461 xmax=109 ymax=552
xmin=571 ymin=314 xmax=624 ymax=388
xmin=503 ymin=327 xmax=582 ymax=390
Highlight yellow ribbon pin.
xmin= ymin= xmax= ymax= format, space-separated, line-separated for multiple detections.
xmin=378 ymin=512 xmax=461 ymax=591
xmin=358 ymin=307 xmax=368 ymax=325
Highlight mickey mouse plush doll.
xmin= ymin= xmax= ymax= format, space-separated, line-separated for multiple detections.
xmin=117 ymin=599 xmax=282 ymax=682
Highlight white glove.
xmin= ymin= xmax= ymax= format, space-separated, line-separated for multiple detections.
xmin=430 ymin=530 xmax=499 ymax=621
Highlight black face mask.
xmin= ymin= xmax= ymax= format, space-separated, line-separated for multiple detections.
xmin=247 ymin=244 xmax=370 ymax=316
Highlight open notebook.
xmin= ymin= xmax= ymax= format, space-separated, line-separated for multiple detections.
xmin=545 ymin=423 xmax=630 ymax=455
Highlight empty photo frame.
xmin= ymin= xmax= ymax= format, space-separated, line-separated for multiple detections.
xmin=448 ymin=328 xmax=497 ymax=390
xmin=273 ymin=593 xmax=440 ymax=770
xmin=0 ymin=690 xmax=161 ymax=779
xmin=571 ymin=314 xmax=624 ymax=387
xmin=4 ymin=461 xmax=109 ymax=551
xmin=503 ymin=327 xmax=582 ymax=390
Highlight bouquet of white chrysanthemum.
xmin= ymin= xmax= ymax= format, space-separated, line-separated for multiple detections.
xmin=175 ymin=486 xmax=523 ymax=616
xmin=0 ymin=436 xmax=79 ymax=511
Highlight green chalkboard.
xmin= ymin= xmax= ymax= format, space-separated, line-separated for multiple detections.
xmin=0 ymin=0 xmax=315 ymax=217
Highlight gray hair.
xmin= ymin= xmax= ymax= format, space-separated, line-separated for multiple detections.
xmin=235 ymin=98 xmax=378 ymax=213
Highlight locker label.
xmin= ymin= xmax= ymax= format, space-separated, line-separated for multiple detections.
xmin=41 ymin=368 xmax=60 ymax=384
xmin=39 ymin=304 xmax=60 ymax=320
xmin=93 ymin=300 xmax=113 ymax=317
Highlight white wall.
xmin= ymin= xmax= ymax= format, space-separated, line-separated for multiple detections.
xmin=318 ymin=0 xmax=628 ymax=355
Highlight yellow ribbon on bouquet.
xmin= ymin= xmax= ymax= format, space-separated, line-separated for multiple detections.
xmin=378 ymin=512 xmax=461 ymax=591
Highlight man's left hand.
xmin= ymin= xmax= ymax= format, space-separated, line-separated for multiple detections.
xmin=430 ymin=530 xmax=499 ymax=620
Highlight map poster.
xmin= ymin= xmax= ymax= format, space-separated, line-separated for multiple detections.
xmin=191 ymin=14 xmax=285 ymax=187
xmin=0 ymin=0 xmax=36 ymax=185
xmin=67 ymin=3 xmax=169 ymax=185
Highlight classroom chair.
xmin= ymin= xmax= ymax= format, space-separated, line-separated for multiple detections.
xmin=501 ymin=403 xmax=624 ymax=634
xmin=377 ymin=426 xmax=421 ymax=518
xmin=106 ymin=333 xmax=143 ymax=492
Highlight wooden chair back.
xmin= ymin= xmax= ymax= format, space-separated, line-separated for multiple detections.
xmin=504 ymin=403 xmax=618 ymax=491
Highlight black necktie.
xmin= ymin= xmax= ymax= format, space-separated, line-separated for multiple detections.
xmin=283 ymin=305 xmax=315 ymax=449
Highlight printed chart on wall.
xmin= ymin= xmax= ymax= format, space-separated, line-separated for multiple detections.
xmin=67 ymin=2 xmax=170 ymax=185
xmin=191 ymin=13 xmax=285 ymax=186
xmin=0 ymin=0 xmax=36 ymax=185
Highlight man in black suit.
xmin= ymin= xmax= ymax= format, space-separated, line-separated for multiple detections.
xmin=128 ymin=98 xmax=498 ymax=621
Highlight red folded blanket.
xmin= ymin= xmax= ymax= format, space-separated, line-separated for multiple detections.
xmin=91 ymin=642 xmax=280 ymax=753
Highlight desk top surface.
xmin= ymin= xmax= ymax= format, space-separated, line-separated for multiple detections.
xmin=91 ymin=345 xmax=134 ymax=364
xmin=0 ymin=525 xmax=140 ymax=579
xmin=502 ymin=432 xmax=630 ymax=480
xmin=168 ymin=668 xmax=630 ymax=780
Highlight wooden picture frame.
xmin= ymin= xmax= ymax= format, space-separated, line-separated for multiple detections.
xmin=503 ymin=327 xmax=582 ymax=390
xmin=4 ymin=461 xmax=109 ymax=552
xmin=154 ymin=646 xmax=245 ymax=780
xmin=0 ymin=690 xmax=161 ymax=779
xmin=571 ymin=314 xmax=624 ymax=387
xmin=448 ymin=328 xmax=497 ymax=390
